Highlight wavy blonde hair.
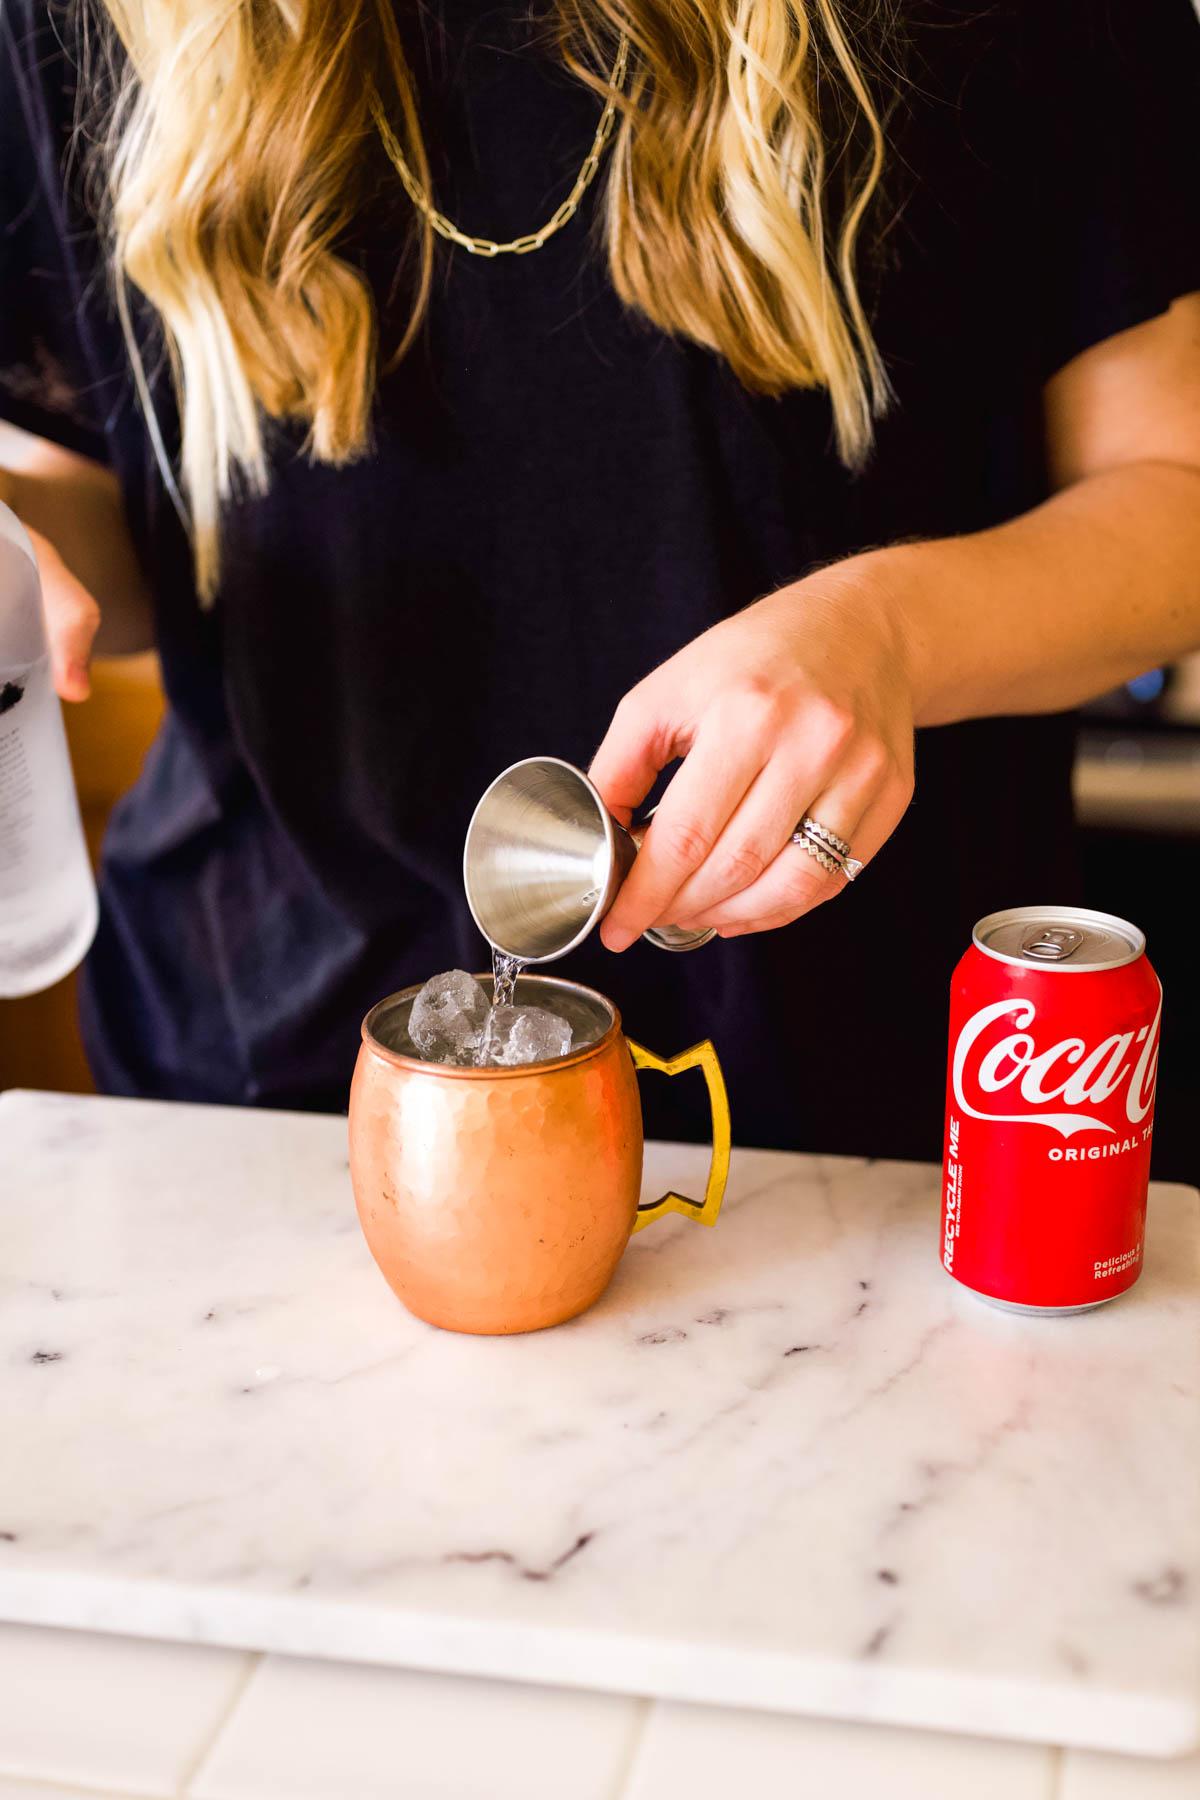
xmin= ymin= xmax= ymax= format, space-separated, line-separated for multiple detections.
xmin=90 ymin=0 xmax=891 ymax=598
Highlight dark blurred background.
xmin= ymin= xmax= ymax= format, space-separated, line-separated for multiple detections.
xmin=1076 ymin=656 xmax=1200 ymax=1183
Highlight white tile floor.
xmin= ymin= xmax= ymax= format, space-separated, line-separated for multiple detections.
xmin=0 ymin=1624 xmax=1188 ymax=1800
xmin=0 ymin=1784 xmax=149 ymax=1800
xmin=1060 ymin=1743 xmax=1200 ymax=1800
xmin=624 ymin=1703 xmax=1059 ymax=1800
xmin=190 ymin=1657 xmax=645 ymax=1800
xmin=0 ymin=1625 xmax=252 ymax=1797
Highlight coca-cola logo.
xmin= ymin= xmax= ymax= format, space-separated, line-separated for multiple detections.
xmin=952 ymin=990 xmax=1161 ymax=1139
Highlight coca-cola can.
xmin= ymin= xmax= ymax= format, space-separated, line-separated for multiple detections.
xmin=941 ymin=905 xmax=1161 ymax=1314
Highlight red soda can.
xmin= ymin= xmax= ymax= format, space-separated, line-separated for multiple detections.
xmin=941 ymin=905 xmax=1161 ymax=1314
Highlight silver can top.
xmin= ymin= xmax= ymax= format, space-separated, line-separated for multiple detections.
xmin=973 ymin=905 xmax=1145 ymax=972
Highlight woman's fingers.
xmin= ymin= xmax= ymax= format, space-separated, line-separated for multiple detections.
xmin=588 ymin=684 xmax=673 ymax=830
xmin=662 ymin=757 xmax=816 ymax=926
xmin=671 ymin=801 xmax=861 ymax=934
xmin=683 ymin=773 xmax=910 ymax=936
xmin=663 ymin=725 xmax=908 ymax=933
xmin=595 ymin=723 xmax=769 ymax=951
xmin=592 ymin=681 xmax=864 ymax=951
xmin=25 ymin=522 xmax=101 ymax=702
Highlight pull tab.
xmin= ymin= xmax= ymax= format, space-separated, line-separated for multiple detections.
xmin=1020 ymin=926 xmax=1084 ymax=962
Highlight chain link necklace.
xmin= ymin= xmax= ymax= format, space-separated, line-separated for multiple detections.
xmin=369 ymin=33 xmax=630 ymax=259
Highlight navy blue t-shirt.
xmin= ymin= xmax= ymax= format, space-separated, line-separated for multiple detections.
xmin=2 ymin=0 xmax=1199 ymax=1157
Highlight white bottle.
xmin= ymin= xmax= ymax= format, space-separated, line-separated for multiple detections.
xmin=0 ymin=501 xmax=98 ymax=995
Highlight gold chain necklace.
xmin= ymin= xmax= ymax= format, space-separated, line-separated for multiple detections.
xmin=369 ymin=33 xmax=629 ymax=259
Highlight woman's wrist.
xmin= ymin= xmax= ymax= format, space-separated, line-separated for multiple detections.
xmin=836 ymin=542 xmax=942 ymax=725
xmin=771 ymin=546 xmax=931 ymax=722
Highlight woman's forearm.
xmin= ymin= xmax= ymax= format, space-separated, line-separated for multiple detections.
xmin=849 ymin=460 xmax=1200 ymax=728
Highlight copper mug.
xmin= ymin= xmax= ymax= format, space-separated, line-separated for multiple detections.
xmin=348 ymin=973 xmax=731 ymax=1335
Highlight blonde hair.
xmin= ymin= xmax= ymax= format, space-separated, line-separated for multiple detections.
xmin=89 ymin=0 xmax=891 ymax=598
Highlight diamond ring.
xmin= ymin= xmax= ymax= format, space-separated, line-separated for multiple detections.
xmin=791 ymin=819 xmax=862 ymax=881
xmin=791 ymin=832 xmax=844 ymax=877
xmin=799 ymin=815 xmax=851 ymax=859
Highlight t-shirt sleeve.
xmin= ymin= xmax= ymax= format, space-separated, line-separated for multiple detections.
xmin=1032 ymin=0 xmax=1200 ymax=380
xmin=0 ymin=1 xmax=118 ymax=463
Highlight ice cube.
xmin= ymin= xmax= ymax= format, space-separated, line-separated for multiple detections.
xmin=409 ymin=969 xmax=491 ymax=1066
xmin=483 ymin=1004 xmax=573 ymax=1067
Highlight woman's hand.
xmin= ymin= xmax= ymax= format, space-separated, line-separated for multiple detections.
xmin=588 ymin=561 xmax=917 ymax=949
xmin=20 ymin=515 xmax=103 ymax=703
xmin=0 ymin=430 xmax=155 ymax=701
xmin=0 ymin=456 xmax=99 ymax=701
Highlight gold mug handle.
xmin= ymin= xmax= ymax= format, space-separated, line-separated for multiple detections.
xmin=626 ymin=1038 xmax=731 ymax=1232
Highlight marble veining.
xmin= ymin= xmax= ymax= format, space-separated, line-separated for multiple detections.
xmin=0 ymin=1089 xmax=1197 ymax=1755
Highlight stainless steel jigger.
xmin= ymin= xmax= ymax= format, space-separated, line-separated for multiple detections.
xmin=463 ymin=756 xmax=716 ymax=961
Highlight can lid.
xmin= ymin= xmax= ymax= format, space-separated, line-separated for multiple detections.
xmin=973 ymin=905 xmax=1144 ymax=972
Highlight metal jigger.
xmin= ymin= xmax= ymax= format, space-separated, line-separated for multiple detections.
xmin=463 ymin=756 xmax=716 ymax=962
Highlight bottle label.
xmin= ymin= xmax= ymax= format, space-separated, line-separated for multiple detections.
xmin=0 ymin=660 xmax=42 ymax=891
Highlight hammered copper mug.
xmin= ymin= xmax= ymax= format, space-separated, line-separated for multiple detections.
xmin=348 ymin=974 xmax=730 ymax=1334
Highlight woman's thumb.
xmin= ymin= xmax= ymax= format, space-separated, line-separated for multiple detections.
xmin=24 ymin=521 xmax=102 ymax=702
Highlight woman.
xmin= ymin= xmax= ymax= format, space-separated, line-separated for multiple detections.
xmin=2 ymin=0 xmax=1198 ymax=1159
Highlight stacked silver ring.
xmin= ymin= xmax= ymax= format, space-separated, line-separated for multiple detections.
xmin=799 ymin=816 xmax=851 ymax=858
xmin=791 ymin=815 xmax=863 ymax=881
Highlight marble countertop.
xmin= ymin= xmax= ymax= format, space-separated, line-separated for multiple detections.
xmin=0 ymin=1089 xmax=1197 ymax=1760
